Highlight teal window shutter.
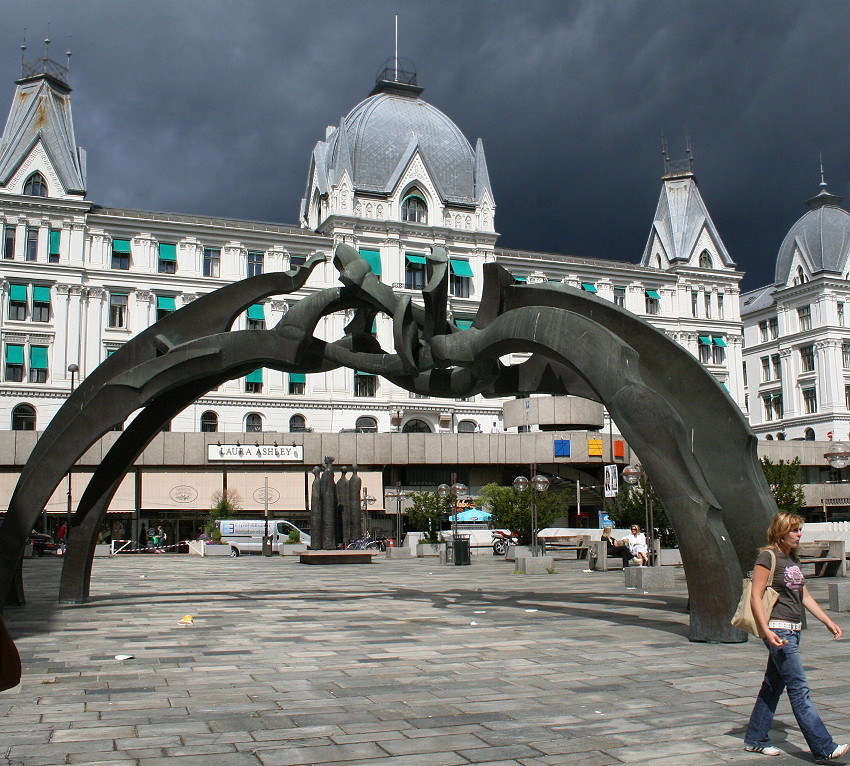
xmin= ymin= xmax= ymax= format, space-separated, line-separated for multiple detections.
xmin=49 ymin=230 xmax=61 ymax=255
xmin=405 ymin=253 xmax=427 ymax=264
xmin=33 ymin=286 xmax=51 ymax=303
xmin=358 ymin=249 xmax=382 ymax=276
xmin=29 ymin=346 xmax=48 ymax=369
xmin=9 ymin=284 xmax=27 ymax=302
xmin=5 ymin=344 xmax=23 ymax=364
xmin=698 ymin=336 xmax=712 ymax=345
xmin=158 ymin=243 xmax=177 ymax=261
xmin=455 ymin=319 xmax=473 ymax=330
xmin=712 ymin=336 xmax=727 ymax=347
xmin=246 ymin=369 xmax=263 ymax=383
xmin=449 ymin=259 xmax=474 ymax=277
xmin=581 ymin=283 xmax=598 ymax=293
xmin=156 ymin=295 xmax=176 ymax=311
xmin=112 ymin=239 xmax=131 ymax=253
xmin=289 ymin=373 xmax=306 ymax=384
xmin=645 ymin=289 xmax=661 ymax=299
xmin=247 ymin=304 xmax=265 ymax=320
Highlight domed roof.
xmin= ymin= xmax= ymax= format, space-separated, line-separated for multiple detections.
xmin=775 ymin=187 xmax=850 ymax=284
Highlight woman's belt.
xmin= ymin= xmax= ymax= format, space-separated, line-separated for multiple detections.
xmin=767 ymin=620 xmax=802 ymax=631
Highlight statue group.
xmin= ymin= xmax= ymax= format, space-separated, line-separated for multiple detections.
xmin=310 ymin=457 xmax=363 ymax=549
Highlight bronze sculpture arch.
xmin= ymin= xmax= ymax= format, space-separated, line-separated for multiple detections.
xmin=0 ymin=243 xmax=777 ymax=686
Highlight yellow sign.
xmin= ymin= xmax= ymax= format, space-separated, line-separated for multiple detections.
xmin=587 ymin=438 xmax=604 ymax=456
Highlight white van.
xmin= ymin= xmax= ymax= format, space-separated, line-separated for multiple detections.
xmin=217 ymin=519 xmax=310 ymax=557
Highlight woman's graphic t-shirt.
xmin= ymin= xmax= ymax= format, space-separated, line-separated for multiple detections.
xmin=755 ymin=549 xmax=805 ymax=623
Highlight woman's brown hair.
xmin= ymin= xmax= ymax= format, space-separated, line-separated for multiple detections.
xmin=763 ymin=511 xmax=805 ymax=555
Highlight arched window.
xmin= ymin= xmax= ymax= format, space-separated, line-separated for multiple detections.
xmin=777 ymin=432 xmax=786 ymax=441
xmin=355 ymin=416 xmax=377 ymax=433
xmin=765 ymin=434 xmax=774 ymax=441
xmin=402 ymin=418 xmax=431 ymax=433
xmin=246 ymin=413 xmax=263 ymax=432
xmin=654 ymin=254 xmax=662 ymax=269
xmin=11 ymin=403 xmax=35 ymax=430
xmin=401 ymin=191 xmax=427 ymax=224
xmin=457 ymin=420 xmax=476 ymax=433
xmin=289 ymin=414 xmax=306 ymax=432
xmin=804 ymin=427 xmax=816 ymax=441
xmin=200 ymin=411 xmax=218 ymax=432
xmin=699 ymin=251 xmax=712 ymax=269
xmin=23 ymin=172 xmax=47 ymax=197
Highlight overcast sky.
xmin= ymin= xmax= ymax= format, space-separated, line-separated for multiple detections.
xmin=1 ymin=1 xmax=848 ymax=291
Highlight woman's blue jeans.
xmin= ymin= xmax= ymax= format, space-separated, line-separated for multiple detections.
xmin=744 ymin=629 xmax=836 ymax=758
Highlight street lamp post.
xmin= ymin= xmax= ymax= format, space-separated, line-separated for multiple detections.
xmin=621 ymin=463 xmax=654 ymax=565
xmin=361 ymin=489 xmax=375 ymax=536
xmin=262 ymin=476 xmax=272 ymax=556
xmin=513 ymin=471 xmax=549 ymax=556
xmin=823 ymin=442 xmax=850 ymax=521
xmin=385 ymin=483 xmax=405 ymax=547
xmin=64 ymin=363 xmax=79 ymax=551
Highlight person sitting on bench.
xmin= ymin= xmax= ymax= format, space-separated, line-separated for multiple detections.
xmin=601 ymin=526 xmax=633 ymax=567
xmin=623 ymin=524 xmax=649 ymax=566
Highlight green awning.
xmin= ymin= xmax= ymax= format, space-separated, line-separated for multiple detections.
xmin=645 ymin=289 xmax=661 ymax=299
xmin=29 ymin=346 xmax=48 ymax=369
xmin=49 ymin=230 xmax=60 ymax=255
xmin=158 ymin=243 xmax=177 ymax=261
xmin=450 ymin=258 xmax=474 ymax=277
xmin=406 ymin=253 xmax=427 ymax=265
xmin=455 ymin=319 xmax=474 ymax=330
xmin=581 ymin=283 xmax=598 ymax=293
xmin=698 ymin=335 xmax=712 ymax=345
xmin=157 ymin=295 xmax=176 ymax=311
xmin=289 ymin=373 xmax=306 ymax=384
xmin=112 ymin=239 xmax=131 ymax=253
xmin=33 ymin=286 xmax=51 ymax=303
xmin=247 ymin=303 xmax=265 ymax=320
xmin=514 ymin=276 xmax=527 ymax=283
xmin=246 ymin=369 xmax=263 ymax=383
xmin=355 ymin=370 xmax=376 ymax=376
xmin=5 ymin=344 xmax=23 ymax=365
xmin=358 ymin=249 xmax=382 ymax=276
xmin=9 ymin=284 xmax=27 ymax=302
xmin=712 ymin=336 xmax=727 ymax=347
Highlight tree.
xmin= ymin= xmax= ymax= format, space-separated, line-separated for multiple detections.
xmin=607 ymin=477 xmax=677 ymax=547
xmin=206 ymin=488 xmax=242 ymax=541
xmin=407 ymin=490 xmax=454 ymax=543
xmin=478 ymin=482 xmax=573 ymax=545
xmin=760 ymin=456 xmax=805 ymax=513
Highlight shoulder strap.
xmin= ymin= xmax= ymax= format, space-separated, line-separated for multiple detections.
xmin=767 ymin=548 xmax=777 ymax=581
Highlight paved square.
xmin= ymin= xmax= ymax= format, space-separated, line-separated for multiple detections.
xmin=3 ymin=554 xmax=850 ymax=765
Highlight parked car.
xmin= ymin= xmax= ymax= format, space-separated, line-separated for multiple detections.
xmin=28 ymin=531 xmax=58 ymax=557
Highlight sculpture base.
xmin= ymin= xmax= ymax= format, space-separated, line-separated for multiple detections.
xmin=300 ymin=550 xmax=374 ymax=565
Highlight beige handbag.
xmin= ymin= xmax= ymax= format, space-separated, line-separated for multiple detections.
xmin=731 ymin=549 xmax=779 ymax=638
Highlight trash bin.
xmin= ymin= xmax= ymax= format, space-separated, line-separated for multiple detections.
xmin=453 ymin=536 xmax=471 ymax=566
xmin=262 ymin=535 xmax=273 ymax=556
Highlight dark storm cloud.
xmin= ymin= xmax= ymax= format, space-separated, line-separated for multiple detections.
xmin=1 ymin=1 xmax=849 ymax=290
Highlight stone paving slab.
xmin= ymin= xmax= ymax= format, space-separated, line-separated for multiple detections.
xmin=3 ymin=555 xmax=850 ymax=765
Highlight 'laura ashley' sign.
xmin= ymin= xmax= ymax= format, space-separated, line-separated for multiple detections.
xmin=207 ymin=444 xmax=304 ymax=462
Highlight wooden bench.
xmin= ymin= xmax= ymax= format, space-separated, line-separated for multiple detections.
xmin=539 ymin=534 xmax=590 ymax=559
xmin=798 ymin=541 xmax=846 ymax=578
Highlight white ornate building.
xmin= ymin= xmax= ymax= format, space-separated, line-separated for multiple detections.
xmin=0 ymin=54 xmax=744 ymax=439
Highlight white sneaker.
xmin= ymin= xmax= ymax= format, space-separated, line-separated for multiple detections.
xmin=819 ymin=743 xmax=850 ymax=762
xmin=744 ymin=744 xmax=781 ymax=756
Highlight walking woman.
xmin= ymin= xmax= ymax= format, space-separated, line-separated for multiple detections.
xmin=744 ymin=512 xmax=848 ymax=761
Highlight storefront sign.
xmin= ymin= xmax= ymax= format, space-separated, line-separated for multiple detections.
xmin=207 ymin=444 xmax=303 ymax=462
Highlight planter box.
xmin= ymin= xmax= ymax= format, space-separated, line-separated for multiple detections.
xmin=515 ymin=555 xmax=555 ymax=574
xmin=417 ymin=542 xmax=442 ymax=557
xmin=281 ymin=543 xmax=308 ymax=556
xmin=202 ymin=542 xmax=233 ymax=556
xmin=506 ymin=545 xmax=533 ymax=561
xmin=93 ymin=544 xmax=111 ymax=557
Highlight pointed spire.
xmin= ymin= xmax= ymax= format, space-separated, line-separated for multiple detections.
xmin=806 ymin=154 xmax=843 ymax=209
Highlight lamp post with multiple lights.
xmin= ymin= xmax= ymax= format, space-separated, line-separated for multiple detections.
xmin=513 ymin=471 xmax=549 ymax=556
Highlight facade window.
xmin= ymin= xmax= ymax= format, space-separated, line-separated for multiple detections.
xmin=704 ymin=293 xmax=712 ymax=319
xmin=355 ymin=416 xmax=377 ymax=433
xmin=762 ymin=391 xmax=783 ymax=421
xmin=802 ymin=387 xmax=818 ymax=414
xmin=200 ymin=411 xmax=218 ymax=432
xmin=844 ymin=343 xmax=850 ymax=369
xmin=246 ymin=304 xmax=265 ymax=330
xmin=288 ymin=373 xmax=305 ymax=395
xmin=759 ymin=320 xmax=768 ymax=342
xmin=4 ymin=226 xmax=15 ymax=259
xmin=691 ymin=292 xmax=698 ymax=317
xmin=760 ymin=356 xmax=771 ymax=382
xmin=405 ymin=253 xmax=426 ymax=289
xmin=613 ymin=286 xmax=626 ymax=307
xmin=401 ymin=193 xmax=427 ymax=223
xmin=203 ymin=248 xmax=220 ymax=277
xmin=840 ymin=302 xmax=846 ymax=327
xmin=48 ymin=230 xmax=60 ymax=263
xmin=800 ymin=345 xmax=815 ymax=372
xmin=8 ymin=284 xmax=26 ymax=320
xmin=354 ymin=371 xmax=377 ymax=397
xmin=699 ymin=342 xmax=711 ymax=364
xmin=712 ymin=343 xmax=726 ymax=365
xmin=402 ymin=418 xmax=431 ymax=433
xmin=23 ymin=173 xmax=47 ymax=196
xmin=245 ymin=413 xmax=263 ymax=432
xmin=768 ymin=317 xmax=779 ymax=339
xmin=31 ymin=286 xmax=50 ymax=322
xmin=156 ymin=295 xmax=175 ymax=321
xmin=699 ymin=251 xmax=712 ymax=268
xmin=247 ymin=251 xmax=264 ymax=277
xmin=772 ymin=354 xmax=782 ymax=380
xmin=457 ymin=420 xmax=477 ymax=433
xmin=804 ymin=427 xmax=816 ymax=440
xmin=717 ymin=294 xmax=724 ymax=319
xmin=11 ymin=403 xmax=36 ymax=430
xmin=450 ymin=272 xmax=471 ymax=298
xmin=245 ymin=369 xmax=263 ymax=393
xmin=4 ymin=344 xmax=23 ymax=381
xmin=28 ymin=346 xmax=48 ymax=383
xmin=25 ymin=228 xmax=38 ymax=261
xmin=108 ymin=293 xmax=128 ymax=328
xmin=645 ymin=289 xmax=660 ymax=315
xmin=409 ymin=391 xmax=430 ymax=399
xmin=845 ymin=384 xmax=850 ymax=411
xmin=449 ymin=258 xmax=473 ymax=298
xmin=289 ymin=254 xmax=306 ymax=268
xmin=798 ymin=305 xmax=812 ymax=332
xmin=111 ymin=239 xmax=131 ymax=270
xmin=158 ymin=243 xmax=177 ymax=274
xmin=289 ymin=414 xmax=307 ymax=432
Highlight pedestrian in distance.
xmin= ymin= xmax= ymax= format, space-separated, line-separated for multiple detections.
xmin=743 ymin=511 xmax=849 ymax=761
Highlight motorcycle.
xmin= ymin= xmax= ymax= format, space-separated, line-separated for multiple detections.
xmin=491 ymin=529 xmax=518 ymax=556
